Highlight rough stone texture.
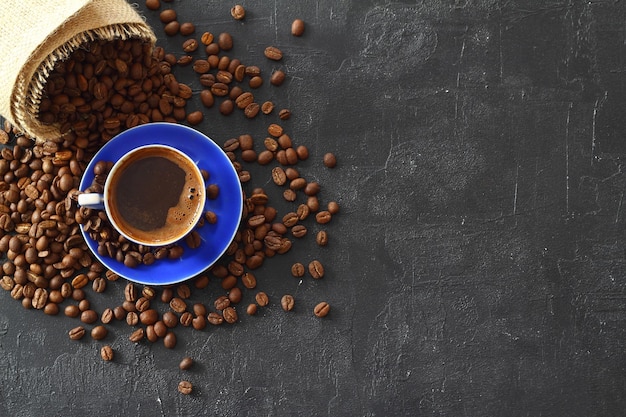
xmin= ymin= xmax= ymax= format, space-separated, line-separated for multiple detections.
xmin=1 ymin=1 xmax=626 ymax=416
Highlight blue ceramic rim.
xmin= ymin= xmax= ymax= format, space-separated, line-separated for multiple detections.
xmin=78 ymin=122 xmax=243 ymax=286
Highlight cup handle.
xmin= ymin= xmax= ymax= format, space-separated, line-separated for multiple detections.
xmin=78 ymin=193 xmax=105 ymax=210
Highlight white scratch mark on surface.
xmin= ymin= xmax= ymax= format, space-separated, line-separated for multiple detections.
xmin=616 ymin=192 xmax=623 ymax=224
xmin=512 ymin=164 xmax=520 ymax=226
xmin=591 ymin=92 xmax=606 ymax=166
xmin=565 ymin=102 xmax=572 ymax=215
xmin=455 ymin=28 xmax=467 ymax=120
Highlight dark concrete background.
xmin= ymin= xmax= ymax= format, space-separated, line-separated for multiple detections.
xmin=2 ymin=0 xmax=626 ymax=416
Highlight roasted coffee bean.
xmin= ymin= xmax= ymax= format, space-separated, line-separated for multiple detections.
xmin=180 ymin=22 xmax=196 ymax=36
xmin=71 ymin=273 xmax=88 ymax=289
xmin=175 ymin=284 xmax=190 ymax=299
xmin=161 ymin=311 xmax=178 ymax=328
xmin=145 ymin=0 xmax=160 ymax=10
xmin=180 ymin=311 xmax=193 ymax=327
xmin=270 ymin=70 xmax=286 ymax=86
xmin=291 ymin=262 xmax=305 ymax=277
xmin=316 ymin=210 xmax=332 ymax=224
xmin=293 ymin=145 xmax=308 ymax=160
xmin=160 ymin=9 xmax=177 ymax=23
xmin=154 ymin=320 xmax=168 ymax=337
xmin=207 ymin=312 xmax=223 ymax=325
xmin=231 ymin=4 xmax=246 ymax=19
xmin=140 ymin=309 xmax=158 ymax=325
xmin=161 ymin=288 xmax=174 ymax=303
xmin=205 ymin=210 xmax=217 ymax=224
xmin=32 ymin=288 xmax=48 ymax=309
xmin=200 ymin=90 xmax=215 ymax=108
xmin=126 ymin=311 xmax=139 ymax=326
xmin=146 ymin=325 xmax=158 ymax=343
xmin=235 ymin=92 xmax=254 ymax=109
xmin=200 ymin=31 xmax=214 ymax=45
xmin=178 ymin=380 xmax=193 ymax=395
xmin=100 ymin=345 xmax=114 ymax=361
xmin=170 ymin=297 xmax=187 ymax=313
xmin=142 ymin=286 xmax=156 ymax=300
xmin=244 ymin=102 xmax=260 ymax=118
xmin=282 ymin=212 xmax=299 ymax=227
xmin=223 ymin=137 xmax=240 ymax=152
xmin=205 ymin=42 xmax=220 ymax=55
xmin=218 ymin=32 xmax=233 ymax=50
xmin=211 ymin=82 xmax=229 ymax=97
xmin=129 ymin=328 xmax=145 ymax=342
xmin=101 ymin=308 xmax=114 ymax=324
xmin=69 ymin=326 xmax=85 ymax=340
xmin=316 ymin=230 xmax=329 ymax=246
xmin=185 ymin=231 xmax=202 ymax=249
xmin=113 ymin=306 xmax=127 ymax=321
xmin=187 ymin=111 xmax=203 ymax=125
xmin=105 ymin=270 xmax=120 ymax=281
xmin=214 ymin=295 xmax=230 ymax=310
xmin=44 ymin=303 xmax=59 ymax=316
xmin=246 ymin=255 xmax=263 ymax=269
xmin=304 ymin=181 xmax=320 ymax=196
xmin=271 ymin=167 xmax=287 ymax=185
xmin=244 ymin=65 xmax=261 ymax=77
xmin=281 ymin=294 xmax=295 ymax=311
xmin=308 ymin=260 xmax=325 ymax=279
xmin=291 ymin=224 xmax=308 ymax=238
xmin=307 ymin=196 xmax=320 ymax=212
xmin=164 ymin=22 xmax=179 ymax=36
xmin=192 ymin=315 xmax=206 ymax=330
xmin=255 ymin=291 xmax=269 ymax=307
xmin=228 ymin=287 xmax=242 ymax=304
xmin=91 ymin=325 xmax=108 ymax=340
xmin=219 ymin=99 xmax=234 ymax=115
xmin=65 ymin=304 xmax=80 ymax=318
xmin=314 ymin=301 xmax=330 ymax=317
xmin=179 ymin=357 xmax=194 ymax=370
xmin=246 ymin=303 xmax=258 ymax=316
xmin=169 ymin=246 xmax=184 ymax=259
xmin=254 ymin=150 xmax=273 ymax=166
xmin=92 ymin=277 xmax=106 ymax=293
xmin=241 ymin=272 xmax=257 ymax=289
xmin=80 ymin=309 xmax=98 ymax=324
xmin=283 ymin=189 xmax=297 ymax=202
xmin=286 ymin=147 xmax=298 ymax=164
xmin=238 ymin=134 xmax=254 ymax=150
xmin=223 ymin=306 xmax=238 ymax=323
xmin=290 ymin=177 xmax=307 ymax=190
xmin=267 ymin=123 xmax=283 ymax=138
xmin=292 ymin=18 xmax=305 ymax=36
xmin=234 ymin=64 xmax=246 ymax=82
xmin=182 ymin=39 xmax=199 ymax=53
xmin=323 ymin=152 xmax=337 ymax=168
xmin=164 ymin=331 xmax=177 ymax=349
xmin=296 ymin=204 xmax=310 ymax=221
xmin=264 ymin=46 xmax=283 ymax=61
xmin=249 ymin=76 xmax=263 ymax=89
xmin=261 ymin=101 xmax=274 ymax=114
xmin=327 ymin=201 xmax=340 ymax=215
xmin=124 ymin=282 xmax=137 ymax=302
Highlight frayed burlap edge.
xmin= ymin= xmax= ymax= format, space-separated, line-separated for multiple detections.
xmin=13 ymin=22 xmax=155 ymax=143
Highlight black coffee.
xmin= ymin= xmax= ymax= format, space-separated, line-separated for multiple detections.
xmin=116 ymin=156 xmax=185 ymax=230
xmin=108 ymin=147 xmax=204 ymax=245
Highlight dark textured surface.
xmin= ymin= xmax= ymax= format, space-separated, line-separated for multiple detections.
xmin=2 ymin=1 xmax=626 ymax=416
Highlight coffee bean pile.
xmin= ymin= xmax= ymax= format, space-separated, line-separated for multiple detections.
xmin=0 ymin=3 xmax=335 ymax=394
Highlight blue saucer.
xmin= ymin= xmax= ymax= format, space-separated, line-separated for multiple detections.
xmin=79 ymin=123 xmax=243 ymax=286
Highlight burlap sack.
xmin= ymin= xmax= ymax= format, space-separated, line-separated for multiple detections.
xmin=0 ymin=0 xmax=156 ymax=142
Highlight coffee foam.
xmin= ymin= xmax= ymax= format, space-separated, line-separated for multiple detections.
xmin=107 ymin=147 xmax=205 ymax=245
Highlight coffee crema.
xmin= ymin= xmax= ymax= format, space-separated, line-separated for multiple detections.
xmin=107 ymin=146 xmax=205 ymax=245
